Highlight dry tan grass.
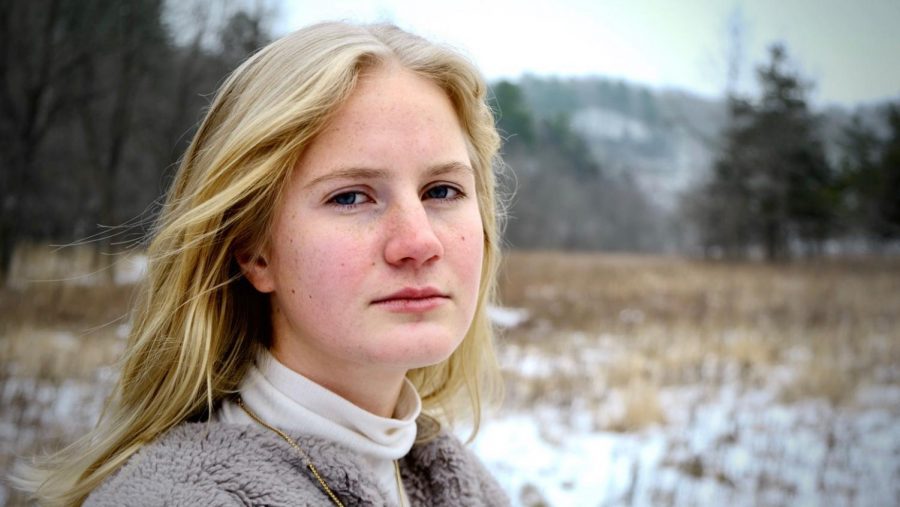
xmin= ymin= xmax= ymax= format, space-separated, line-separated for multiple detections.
xmin=0 ymin=281 xmax=133 ymax=381
xmin=497 ymin=251 xmax=900 ymax=426
xmin=5 ymin=243 xmax=102 ymax=287
xmin=500 ymin=252 xmax=900 ymax=332
xmin=0 ymin=280 xmax=136 ymax=331
xmin=611 ymin=378 xmax=667 ymax=431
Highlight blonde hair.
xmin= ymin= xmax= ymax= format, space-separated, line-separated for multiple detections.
xmin=15 ymin=22 xmax=503 ymax=506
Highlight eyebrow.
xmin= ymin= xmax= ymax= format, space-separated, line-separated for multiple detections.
xmin=304 ymin=161 xmax=473 ymax=189
xmin=429 ymin=161 xmax=474 ymax=177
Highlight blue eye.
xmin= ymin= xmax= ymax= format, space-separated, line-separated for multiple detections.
xmin=424 ymin=185 xmax=460 ymax=200
xmin=329 ymin=191 xmax=370 ymax=206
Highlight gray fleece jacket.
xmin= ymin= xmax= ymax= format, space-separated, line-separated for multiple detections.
xmin=85 ymin=419 xmax=509 ymax=506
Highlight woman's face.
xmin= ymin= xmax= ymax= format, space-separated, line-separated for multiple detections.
xmin=243 ymin=64 xmax=484 ymax=385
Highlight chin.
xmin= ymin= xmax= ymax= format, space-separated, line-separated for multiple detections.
xmin=372 ymin=326 xmax=464 ymax=368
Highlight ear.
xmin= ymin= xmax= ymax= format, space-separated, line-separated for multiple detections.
xmin=236 ymin=248 xmax=276 ymax=293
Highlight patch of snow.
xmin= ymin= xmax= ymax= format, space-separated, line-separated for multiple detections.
xmin=114 ymin=254 xmax=148 ymax=285
xmin=572 ymin=107 xmax=651 ymax=142
xmin=855 ymin=384 xmax=900 ymax=407
xmin=50 ymin=331 xmax=79 ymax=351
xmin=116 ymin=323 xmax=131 ymax=339
xmin=489 ymin=306 xmax=530 ymax=329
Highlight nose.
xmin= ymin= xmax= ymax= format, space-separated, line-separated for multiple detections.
xmin=383 ymin=200 xmax=443 ymax=268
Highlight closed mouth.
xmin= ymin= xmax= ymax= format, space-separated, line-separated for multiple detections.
xmin=371 ymin=287 xmax=450 ymax=312
xmin=372 ymin=286 xmax=448 ymax=304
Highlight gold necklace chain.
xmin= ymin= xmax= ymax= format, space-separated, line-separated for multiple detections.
xmin=236 ymin=396 xmax=408 ymax=507
xmin=237 ymin=396 xmax=345 ymax=506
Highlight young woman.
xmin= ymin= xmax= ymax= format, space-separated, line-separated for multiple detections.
xmin=17 ymin=21 xmax=508 ymax=506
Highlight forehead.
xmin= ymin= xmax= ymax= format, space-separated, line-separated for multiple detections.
xmin=338 ymin=63 xmax=458 ymax=127
xmin=293 ymin=64 xmax=469 ymax=178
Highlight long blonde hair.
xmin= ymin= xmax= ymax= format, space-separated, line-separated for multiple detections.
xmin=15 ymin=22 xmax=503 ymax=506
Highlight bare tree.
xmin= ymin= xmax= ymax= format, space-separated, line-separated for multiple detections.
xmin=0 ymin=0 xmax=277 ymax=280
xmin=0 ymin=0 xmax=110 ymax=275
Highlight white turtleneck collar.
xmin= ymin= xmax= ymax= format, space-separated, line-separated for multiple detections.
xmin=216 ymin=350 xmax=422 ymax=503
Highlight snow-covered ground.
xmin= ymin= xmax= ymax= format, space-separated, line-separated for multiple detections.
xmin=473 ymin=386 xmax=899 ymax=506
xmin=466 ymin=321 xmax=900 ymax=507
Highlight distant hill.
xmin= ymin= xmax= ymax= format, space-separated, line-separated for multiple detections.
xmin=509 ymin=75 xmax=885 ymax=212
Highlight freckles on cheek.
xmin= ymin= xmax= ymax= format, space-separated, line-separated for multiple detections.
xmin=286 ymin=222 xmax=371 ymax=310
xmin=449 ymin=233 xmax=484 ymax=295
xmin=303 ymin=244 xmax=366 ymax=291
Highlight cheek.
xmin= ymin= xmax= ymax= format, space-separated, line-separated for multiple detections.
xmin=319 ymin=252 xmax=368 ymax=296
xmin=450 ymin=214 xmax=485 ymax=292
xmin=274 ymin=221 xmax=370 ymax=307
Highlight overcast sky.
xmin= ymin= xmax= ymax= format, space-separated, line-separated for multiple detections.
xmin=274 ymin=0 xmax=900 ymax=107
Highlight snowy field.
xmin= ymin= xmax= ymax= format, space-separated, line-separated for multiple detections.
xmin=2 ymin=249 xmax=899 ymax=506
xmin=473 ymin=332 xmax=899 ymax=506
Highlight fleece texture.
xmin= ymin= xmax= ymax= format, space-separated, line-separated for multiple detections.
xmin=85 ymin=420 xmax=509 ymax=506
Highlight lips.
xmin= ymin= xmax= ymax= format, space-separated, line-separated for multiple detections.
xmin=372 ymin=286 xmax=449 ymax=313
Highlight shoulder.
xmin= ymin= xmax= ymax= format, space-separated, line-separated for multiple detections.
xmin=404 ymin=429 xmax=510 ymax=507
xmin=85 ymin=422 xmax=327 ymax=506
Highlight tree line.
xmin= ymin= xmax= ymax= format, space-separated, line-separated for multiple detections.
xmin=0 ymin=0 xmax=271 ymax=279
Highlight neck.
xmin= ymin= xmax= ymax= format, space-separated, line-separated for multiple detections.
xmin=269 ymin=345 xmax=407 ymax=418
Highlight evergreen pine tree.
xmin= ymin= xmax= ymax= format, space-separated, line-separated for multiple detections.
xmin=877 ymin=104 xmax=900 ymax=240
xmin=490 ymin=80 xmax=535 ymax=148
xmin=838 ymin=115 xmax=883 ymax=241
xmin=701 ymin=44 xmax=834 ymax=260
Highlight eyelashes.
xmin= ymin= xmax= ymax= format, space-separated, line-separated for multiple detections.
xmin=326 ymin=184 xmax=466 ymax=210
xmin=423 ymin=185 xmax=462 ymax=200
xmin=328 ymin=191 xmax=372 ymax=207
